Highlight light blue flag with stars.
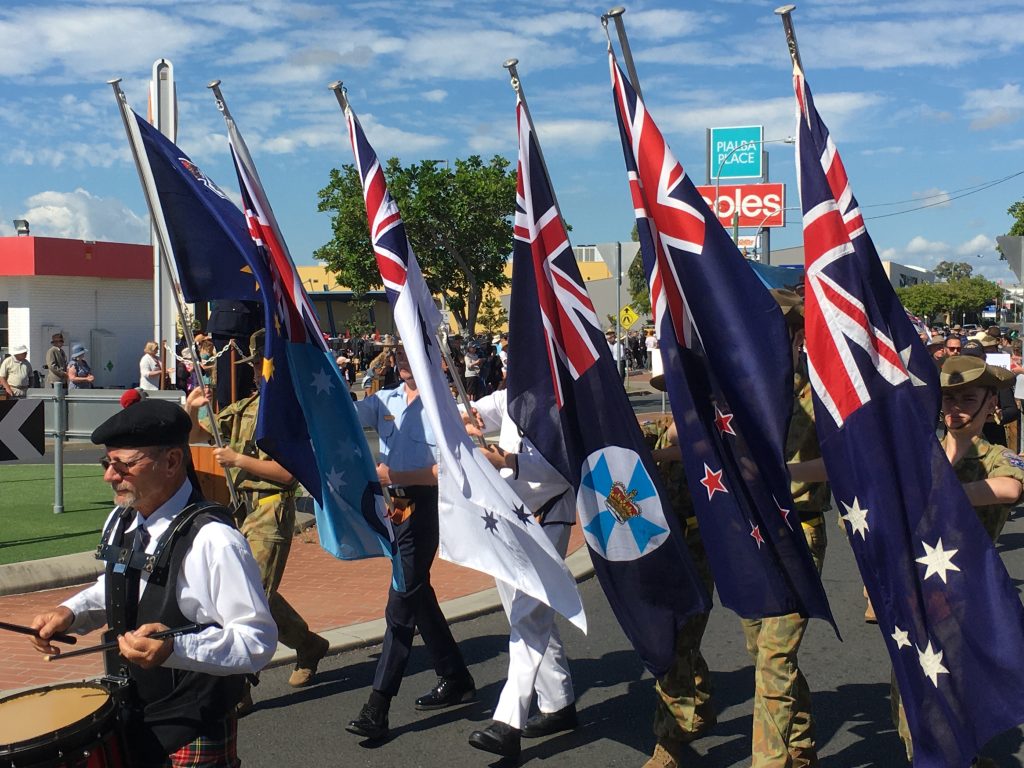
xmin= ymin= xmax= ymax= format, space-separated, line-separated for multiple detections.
xmin=285 ymin=342 xmax=402 ymax=588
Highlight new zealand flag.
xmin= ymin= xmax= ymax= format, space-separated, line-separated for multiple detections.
xmin=793 ymin=61 xmax=1024 ymax=768
xmin=506 ymin=97 xmax=709 ymax=677
xmin=608 ymin=50 xmax=834 ymax=624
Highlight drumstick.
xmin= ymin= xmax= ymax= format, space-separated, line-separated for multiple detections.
xmin=45 ymin=622 xmax=211 ymax=662
xmin=0 ymin=619 xmax=77 ymax=645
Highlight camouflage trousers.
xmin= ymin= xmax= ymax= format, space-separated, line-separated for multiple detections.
xmin=739 ymin=519 xmax=827 ymax=768
xmin=653 ymin=524 xmax=717 ymax=748
xmin=239 ymin=492 xmax=313 ymax=651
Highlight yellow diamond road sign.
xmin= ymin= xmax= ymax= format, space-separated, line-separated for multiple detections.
xmin=619 ymin=305 xmax=640 ymax=329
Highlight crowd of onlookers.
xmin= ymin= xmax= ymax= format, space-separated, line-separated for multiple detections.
xmin=925 ymin=321 xmax=1024 ymax=450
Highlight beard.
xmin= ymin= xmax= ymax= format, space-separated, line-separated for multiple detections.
xmin=112 ymin=484 xmax=138 ymax=508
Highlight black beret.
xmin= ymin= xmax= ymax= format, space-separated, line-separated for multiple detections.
xmin=91 ymin=399 xmax=192 ymax=448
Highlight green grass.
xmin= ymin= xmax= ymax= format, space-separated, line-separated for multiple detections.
xmin=0 ymin=464 xmax=114 ymax=565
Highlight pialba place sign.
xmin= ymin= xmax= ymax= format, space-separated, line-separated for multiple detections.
xmin=708 ymin=125 xmax=763 ymax=180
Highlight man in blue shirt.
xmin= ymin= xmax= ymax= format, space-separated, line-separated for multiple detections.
xmin=345 ymin=345 xmax=475 ymax=741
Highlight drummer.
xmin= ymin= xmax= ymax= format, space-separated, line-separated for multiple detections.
xmin=28 ymin=398 xmax=277 ymax=766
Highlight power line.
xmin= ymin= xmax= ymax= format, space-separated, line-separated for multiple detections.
xmin=864 ymin=170 xmax=1024 ymax=221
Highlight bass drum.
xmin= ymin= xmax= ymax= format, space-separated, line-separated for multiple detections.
xmin=0 ymin=680 xmax=126 ymax=767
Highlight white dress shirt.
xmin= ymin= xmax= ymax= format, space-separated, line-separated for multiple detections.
xmin=62 ymin=480 xmax=277 ymax=675
xmin=470 ymin=389 xmax=576 ymax=526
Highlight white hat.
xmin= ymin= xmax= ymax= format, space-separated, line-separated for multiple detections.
xmin=10 ymin=344 xmax=27 ymax=355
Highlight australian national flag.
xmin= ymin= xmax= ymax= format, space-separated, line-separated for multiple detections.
xmin=132 ymin=112 xmax=260 ymax=302
xmin=793 ymin=62 xmax=1024 ymax=767
xmin=608 ymin=50 xmax=833 ymax=625
xmin=506 ymin=94 xmax=707 ymax=676
xmin=215 ymin=98 xmax=398 ymax=577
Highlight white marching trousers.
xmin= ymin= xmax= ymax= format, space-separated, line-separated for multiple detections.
xmin=492 ymin=523 xmax=575 ymax=729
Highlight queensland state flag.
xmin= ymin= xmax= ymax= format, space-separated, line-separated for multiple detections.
xmin=342 ymin=91 xmax=585 ymax=631
xmin=506 ymin=93 xmax=706 ymax=676
xmin=131 ymin=112 xmax=260 ymax=302
xmin=792 ymin=57 xmax=1024 ymax=767
xmin=211 ymin=92 xmax=398 ymax=578
xmin=607 ymin=49 xmax=833 ymax=626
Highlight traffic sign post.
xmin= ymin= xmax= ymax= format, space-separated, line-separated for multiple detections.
xmin=620 ymin=305 xmax=640 ymax=329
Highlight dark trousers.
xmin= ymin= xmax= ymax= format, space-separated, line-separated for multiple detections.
xmin=373 ymin=487 xmax=467 ymax=697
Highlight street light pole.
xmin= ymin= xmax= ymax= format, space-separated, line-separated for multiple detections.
xmin=713 ymin=136 xmax=794 ymax=240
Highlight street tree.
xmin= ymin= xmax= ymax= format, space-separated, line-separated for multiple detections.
xmin=475 ymin=293 xmax=508 ymax=335
xmin=316 ymin=156 xmax=516 ymax=335
xmin=626 ymin=223 xmax=652 ymax=316
xmin=896 ymin=282 xmax=948 ymax=320
xmin=897 ymin=276 xmax=1001 ymax=323
xmin=1006 ymin=199 xmax=1024 ymax=238
xmin=933 ymin=260 xmax=974 ymax=282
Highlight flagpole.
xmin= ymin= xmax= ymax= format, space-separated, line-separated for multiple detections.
xmin=327 ymin=81 xmax=487 ymax=449
xmin=774 ymin=5 xmax=805 ymax=74
xmin=108 ymin=77 xmax=244 ymax=512
xmin=601 ymin=6 xmax=644 ymax=99
xmin=502 ymin=59 xmax=570 ymax=231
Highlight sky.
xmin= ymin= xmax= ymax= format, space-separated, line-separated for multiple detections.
xmin=2 ymin=0 xmax=1024 ymax=284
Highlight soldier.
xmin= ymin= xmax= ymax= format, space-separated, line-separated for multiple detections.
xmin=638 ymin=398 xmax=716 ymax=768
xmin=738 ymin=289 xmax=829 ymax=768
xmin=185 ymin=331 xmax=329 ymax=708
xmin=892 ymin=354 xmax=1024 ymax=764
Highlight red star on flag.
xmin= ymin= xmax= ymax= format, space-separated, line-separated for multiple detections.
xmin=749 ymin=521 xmax=765 ymax=549
xmin=700 ymin=463 xmax=728 ymax=500
xmin=714 ymin=406 xmax=736 ymax=437
xmin=775 ymin=497 xmax=793 ymax=530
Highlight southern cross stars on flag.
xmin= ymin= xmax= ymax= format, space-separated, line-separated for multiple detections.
xmin=214 ymin=88 xmax=399 ymax=578
xmin=792 ymin=48 xmax=1024 ymax=768
xmin=608 ymin=45 xmax=832 ymax=625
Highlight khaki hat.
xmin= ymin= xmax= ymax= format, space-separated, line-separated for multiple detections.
xmin=939 ymin=355 xmax=1015 ymax=391
xmin=970 ymin=332 xmax=999 ymax=348
xmin=10 ymin=344 xmax=27 ymax=355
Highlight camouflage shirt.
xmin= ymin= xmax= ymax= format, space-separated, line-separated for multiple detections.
xmin=786 ymin=374 xmax=831 ymax=517
xmin=211 ymin=393 xmax=296 ymax=493
xmin=950 ymin=436 xmax=1024 ymax=542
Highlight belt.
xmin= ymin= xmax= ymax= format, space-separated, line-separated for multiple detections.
xmin=387 ymin=485 xmax=435 ymax=499
xmin=800 ymin=515 xmax=824 ymax=530
xmin=685 ymin=516 xmax=700 ymax=530
xmin=243 ymin=489 xmax=294 ymax=506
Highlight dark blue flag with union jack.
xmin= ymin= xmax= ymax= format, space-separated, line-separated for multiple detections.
xmin=793 ymin=61 xmax=1024 ymax=768
xmin=506 ymin=97 xmax=708 ymax=677
xmin=608 ymin=49 xmax=834 ymax=624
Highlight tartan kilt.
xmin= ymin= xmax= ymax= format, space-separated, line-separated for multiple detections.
xmin=165 ymin=717 xmax=240 ymax=768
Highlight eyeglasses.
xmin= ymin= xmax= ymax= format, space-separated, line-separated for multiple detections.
xmin=99 ymin=453 xmax=157 ymax=474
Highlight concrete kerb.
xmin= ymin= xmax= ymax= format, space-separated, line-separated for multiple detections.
xmin=266 ymin=545 xmax=596 ymax=671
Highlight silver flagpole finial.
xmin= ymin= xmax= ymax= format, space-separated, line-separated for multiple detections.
xmin=206 ymin=79 xmax=221 ymax=89
xmin=774 ymin=5 xmax=797 ymax=15
xmin=106 ymin=77 xmax=122 ymax=86
xmin=327 ymin=80 xmax=343 ymax=91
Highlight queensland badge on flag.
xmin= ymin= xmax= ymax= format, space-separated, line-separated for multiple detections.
xmin=506 ymin=85 xmax=707 ymax=677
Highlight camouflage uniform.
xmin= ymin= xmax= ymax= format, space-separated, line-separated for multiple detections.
xmin=739 ymin=374 xmax=828 ymax=768
xmin=212 ymin=393 xmax=316 ymax=652
xmin=892 ymin=435 xmax=1024 ymax=759
xmin=640 ymin=418 xmax=717 ymax=757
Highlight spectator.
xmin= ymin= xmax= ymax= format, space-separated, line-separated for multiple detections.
xmin=44 ymin=332 xmax=68 ymax=388
xmin=645 ymin=329 xmax=658 ymax=369
xmin=67 ymin=344 xmax=95 ymax=389
xmin=464 ymin=341 xmax=484 ymax=399
xmin=0 ymin=344 xmax=32 ymax=398
xmin=945 ymin=336 xmax=962 ymax=356
xmin=139 ymin=341 xmax=164 ymax=391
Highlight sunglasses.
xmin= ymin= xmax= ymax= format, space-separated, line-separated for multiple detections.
xmin=98 ymin=452 xmax=160 ymax=474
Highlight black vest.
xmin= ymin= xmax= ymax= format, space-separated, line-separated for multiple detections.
xmin=97 ymin=492 xmax=245 ymax=761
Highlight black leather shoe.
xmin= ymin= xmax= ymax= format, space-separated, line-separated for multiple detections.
xmin=414 ymin=674 xmax=476 ymax=710
xmin=346 ymin=703 xmax=389 ymax=740
xmin=469 ymin=721 xmax=521 ymax=758
xmin=521 ymin=703 xmax=578 ymax=738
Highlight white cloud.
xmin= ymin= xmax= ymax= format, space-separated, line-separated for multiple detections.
xmin=963 ymin=83 xmax=1024 ymax=130
xmin=423 ymin=89 xmax=447 ymax=103
xmin=18 ymin=189 xmax=149 ymax=243
xmin=0 ymin=7 xmax=219 ymax=79
xmin=861 ymin=146 xmax=904 ymax=156
xmin=956 ymin=234 xmax=995 ymax=256
xmin=535 ymin=119 xmax=614 ymax=149
xmin=912 ymin=188 xmax=951 ymax=208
